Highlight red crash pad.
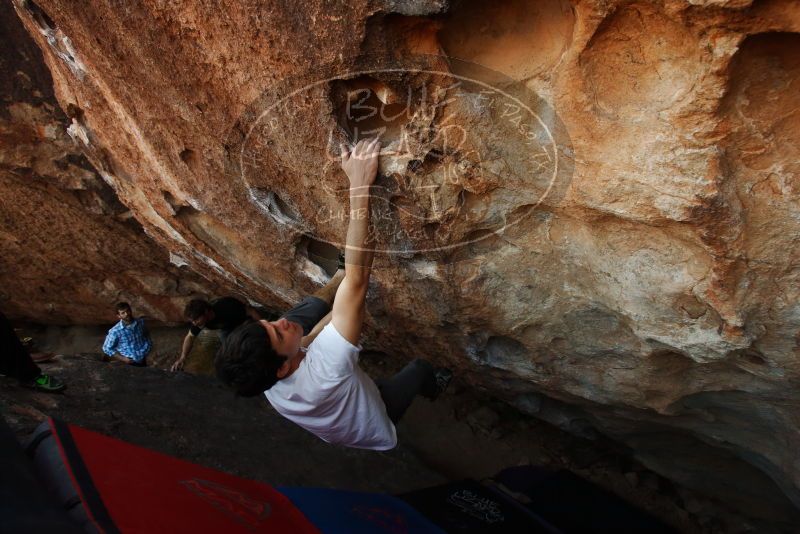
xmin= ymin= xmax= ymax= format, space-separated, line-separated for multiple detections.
xmin=43 ymin=418 xmax=318 ymax=533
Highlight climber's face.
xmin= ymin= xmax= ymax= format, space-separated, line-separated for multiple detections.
xmin=261 ymin=318 xmax=303 ymax=357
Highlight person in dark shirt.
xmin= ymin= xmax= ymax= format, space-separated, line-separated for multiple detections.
xmin=171 ymin=297 xmax=251 ymax=371
xmin=188 ymin=297 xmax=247 ymax=335
xmin=0 ymin=310 xmax=65 ymax=392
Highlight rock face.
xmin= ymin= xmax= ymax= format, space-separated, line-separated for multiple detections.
xmin=9 ymin=0 xmax=800 ymax=523
xmin=0 ymin=0 xmax=221 ymax=324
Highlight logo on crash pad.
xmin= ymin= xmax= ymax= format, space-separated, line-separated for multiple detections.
xmin=180 ymin=478 xmax=271 ymax=528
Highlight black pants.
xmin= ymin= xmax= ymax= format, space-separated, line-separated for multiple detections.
xmin=0 ymin=311 xmax=41 ymax=383
xmin=376 ymin=359 xmax=437 ymax=424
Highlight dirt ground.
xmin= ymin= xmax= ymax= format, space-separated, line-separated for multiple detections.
xmin=0 ymin=324 xmax=786 ymax=533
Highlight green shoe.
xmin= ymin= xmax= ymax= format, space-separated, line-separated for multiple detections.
xmin=25 ymin=374 xmax=66 ymax=393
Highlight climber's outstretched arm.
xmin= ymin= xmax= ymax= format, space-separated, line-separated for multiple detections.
xmin=331 ymin=138 xmax=380 ymax=346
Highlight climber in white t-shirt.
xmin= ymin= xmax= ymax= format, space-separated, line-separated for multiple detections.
xmin=215 ymin=138 xmax=452 ymax=450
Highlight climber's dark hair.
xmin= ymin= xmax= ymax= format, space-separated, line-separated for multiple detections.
xmin=215 ymin=321 xmax=286 ymax=397
xmin=184 ymin=299 xmax=210 ymax=320
xmin=115 ymin=302 xmax=131 ymax=313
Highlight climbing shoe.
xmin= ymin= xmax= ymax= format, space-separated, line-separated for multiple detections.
xmin=431 ymin=368 xmax=453 ymax=400
xmin=24 ymin=374 xmax=66 ymax=393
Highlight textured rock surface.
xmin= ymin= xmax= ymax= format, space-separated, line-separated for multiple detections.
xmin=10 ymin=0 xmax=800 ymax=523
xmin=0 ymin=0 xmax=220 ymax=324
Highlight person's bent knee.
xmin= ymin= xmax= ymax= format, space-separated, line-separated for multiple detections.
xmin=410 ymin=358 xmax=434 ymax=372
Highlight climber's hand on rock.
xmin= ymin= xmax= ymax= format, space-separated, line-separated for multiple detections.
xmin=170 ymin=357 xmax=185 ymax=372
xmin=340 ymin=138 xmax=380 ymax=192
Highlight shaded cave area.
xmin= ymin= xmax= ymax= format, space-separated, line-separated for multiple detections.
xmin=0 ymin=325 xmax=771 ymax=534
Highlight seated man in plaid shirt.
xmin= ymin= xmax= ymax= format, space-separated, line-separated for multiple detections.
xmin=102 ymin=302 xmax=152 ymax=367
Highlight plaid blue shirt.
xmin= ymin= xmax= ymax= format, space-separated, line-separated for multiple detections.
xmin=102 ymin=317 xmax=152 ymax=362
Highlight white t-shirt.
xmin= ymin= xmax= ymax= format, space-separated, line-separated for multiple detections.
xmin=264 ymin=323 xmax=397 ymax=450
